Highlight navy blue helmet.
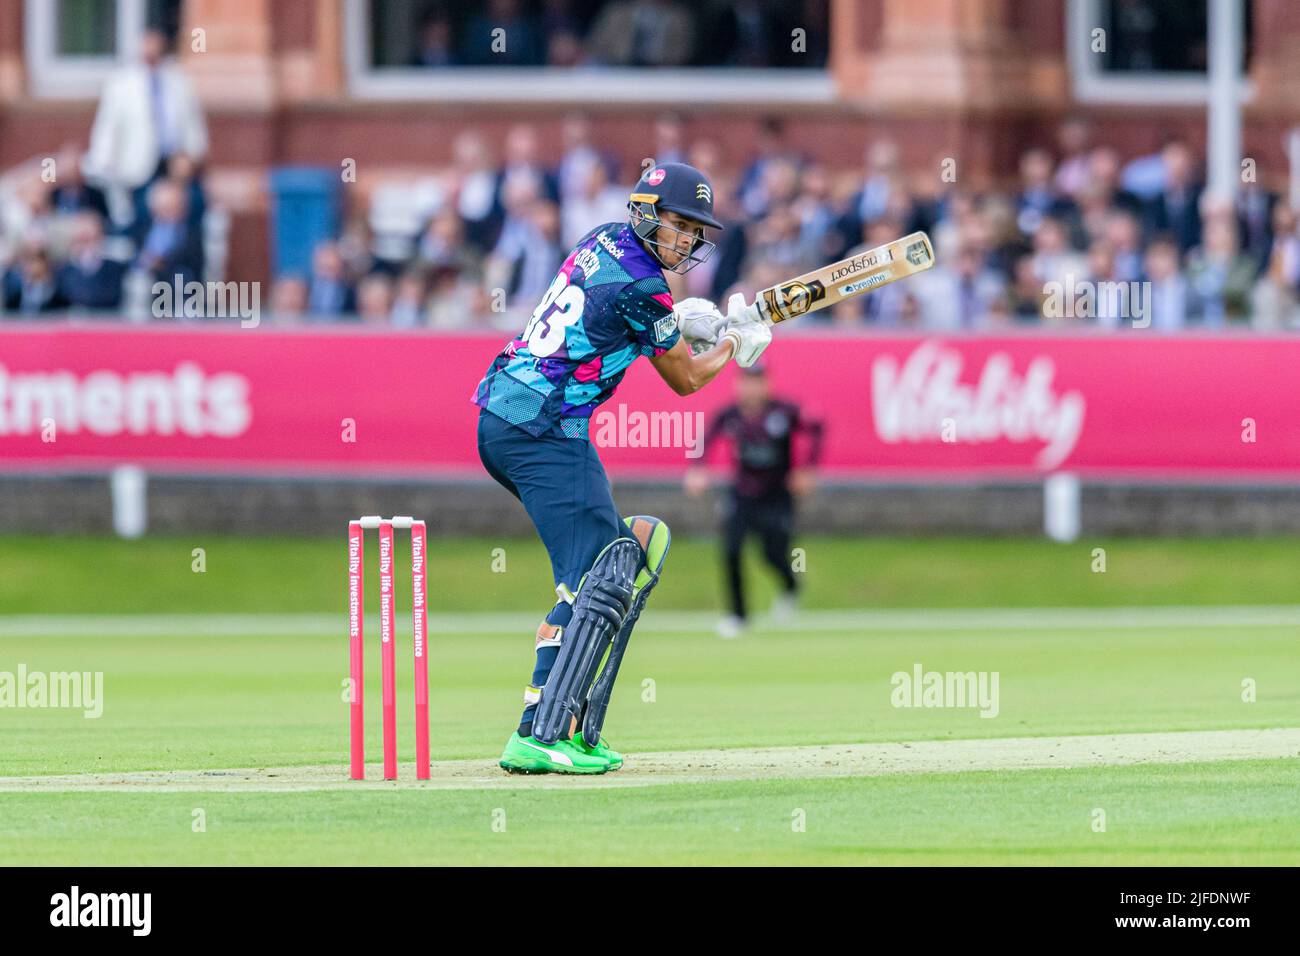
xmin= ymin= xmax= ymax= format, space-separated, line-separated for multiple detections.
xmin=627 ymin=161 xmax=722 ymax=274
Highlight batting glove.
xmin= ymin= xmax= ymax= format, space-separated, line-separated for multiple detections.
xmin=721 ymin=293 xmax=771 ymax=368
xmin=673 ymin=297 xmax=727 ymax=355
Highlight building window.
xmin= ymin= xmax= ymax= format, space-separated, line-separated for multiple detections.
xmin=1101 ymin=0 xmax=1251 ymax=74
xmin=56 ymin=0 xmax=119 ymax=57
xmin=1068 ymin=0 xmax=1253 ymax=104
xmin=26 ymin=0 xmax=183 ymax=98
xmin=346 ymin=0 xmax=834 ymax=103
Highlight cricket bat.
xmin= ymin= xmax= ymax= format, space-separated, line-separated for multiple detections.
xmin=752 ymin=231 xmax=936 ymax=325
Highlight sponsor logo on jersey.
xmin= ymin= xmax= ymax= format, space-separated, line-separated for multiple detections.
xmin=653 ymin=313 xmax=677 ymax=342
xmin=597 ymin=231 xmax=624 ymax=259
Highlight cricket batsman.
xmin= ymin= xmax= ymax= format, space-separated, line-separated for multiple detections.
xmin=472 ymin=162 xmax=772 ymax=773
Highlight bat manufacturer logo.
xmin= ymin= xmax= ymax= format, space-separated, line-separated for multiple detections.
xmin=763 ymin=280 xmax=826 ymax=321
xmin=646 ymin=168 xmax=666 ymax=186
xmin=695 ymin=183 xmax=712 ymax=202
xmin=906 ymin=240 xmax=931 ymax=266
xmin=829 ymin=249 xmax=892 ymax=283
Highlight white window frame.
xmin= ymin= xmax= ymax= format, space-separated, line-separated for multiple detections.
xmin=25 ymin=0 xmax=146 ymax=99
xmin=1067 ymin=0 xmax=1253 ymax=105
xmin=343 ymin=0 xmax=834 ymax=104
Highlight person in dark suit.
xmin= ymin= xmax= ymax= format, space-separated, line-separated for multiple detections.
xmin=306 ymin=242 xmax=357 ymax=319
xmin=495 ymin=124 xmax=560 ymax=209
xmin=1144 ymin=140 xmax=1203 ymax=254
xmin=135 ymin=177 xmax=204 ymax=289
xmin=4 ymin=242 xmax=68 ymax=315
xmin=1013 ymin=147 xmax=1077 ymax=239
xmin=56 ymin=212 xmax=125 ymax=311
xmin=50 ymin=145 xmax=110 ymax=221
xmin=1235 ymin=181 xmax=1277 ymax=274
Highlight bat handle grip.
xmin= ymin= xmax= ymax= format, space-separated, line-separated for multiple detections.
xmin=725 ymin=295 xmax=775 ymax=327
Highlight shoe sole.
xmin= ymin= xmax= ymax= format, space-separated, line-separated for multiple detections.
xmin=499 ymin=757 xmax=607 ymax=775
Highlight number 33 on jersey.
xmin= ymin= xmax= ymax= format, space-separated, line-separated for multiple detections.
xmin=472 ymin=221 xmax=682 ymax=440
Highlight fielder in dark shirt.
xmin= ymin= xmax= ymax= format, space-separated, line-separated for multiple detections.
xmin=686 ymin=363 xmax=823 ymax=637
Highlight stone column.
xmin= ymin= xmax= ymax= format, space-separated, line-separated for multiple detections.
xmin=833 ymin=0 xmax=1067 ymax=110
xmin=1249 ymin=0 xmax=1300 ymax=117
xmin=179 ymin=0 xmax=275 ymax=109
xmin=0 ymin=0 xmax=23 ymax=102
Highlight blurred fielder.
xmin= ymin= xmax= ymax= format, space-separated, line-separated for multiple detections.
xmin=686 ymin=363 xmax=823 ymax=637
xmin=472 ymin=162 xmax=772 ymax=773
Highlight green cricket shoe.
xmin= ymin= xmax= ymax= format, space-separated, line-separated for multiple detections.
xmin=498 ymin=732 xmax=608 ymax=775
xmin=572 ymin=731 xmax=623 ymax=770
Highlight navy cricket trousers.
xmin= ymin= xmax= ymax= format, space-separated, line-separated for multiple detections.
xmin=477 ymin=408 xmax=634 ymax=593
xmin=477 ymin=409 xmax=637 ymax=732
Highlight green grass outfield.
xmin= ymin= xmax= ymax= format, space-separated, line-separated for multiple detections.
xmin=4 ymin=533 xmax=1300 ymax=613
xmin=0 ymin=535 xmax=1297 ymax=865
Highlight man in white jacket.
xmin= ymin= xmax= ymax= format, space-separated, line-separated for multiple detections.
xmin=85 ymin=28 xmax=208 ymax=228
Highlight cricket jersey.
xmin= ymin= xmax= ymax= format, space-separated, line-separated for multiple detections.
xmin=702 ymin=400 xmax=824 ymax=498
xmin=472 ymin=222 xmax=679 ymax=440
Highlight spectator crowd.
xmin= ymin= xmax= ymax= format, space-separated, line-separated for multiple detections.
xmin=4 ymin=31 xmax=1300 ymax=334
xmin=265 ymin=115 xmax=1300 ymax=332
xmin=0 ymin=27 xmax=209 ymax=318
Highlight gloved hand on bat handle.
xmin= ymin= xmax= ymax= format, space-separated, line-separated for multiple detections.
xmin=672 ymin=297 xmax=729 ymax=355
xmin=720 ymin=292 xmax=771 ymax=368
